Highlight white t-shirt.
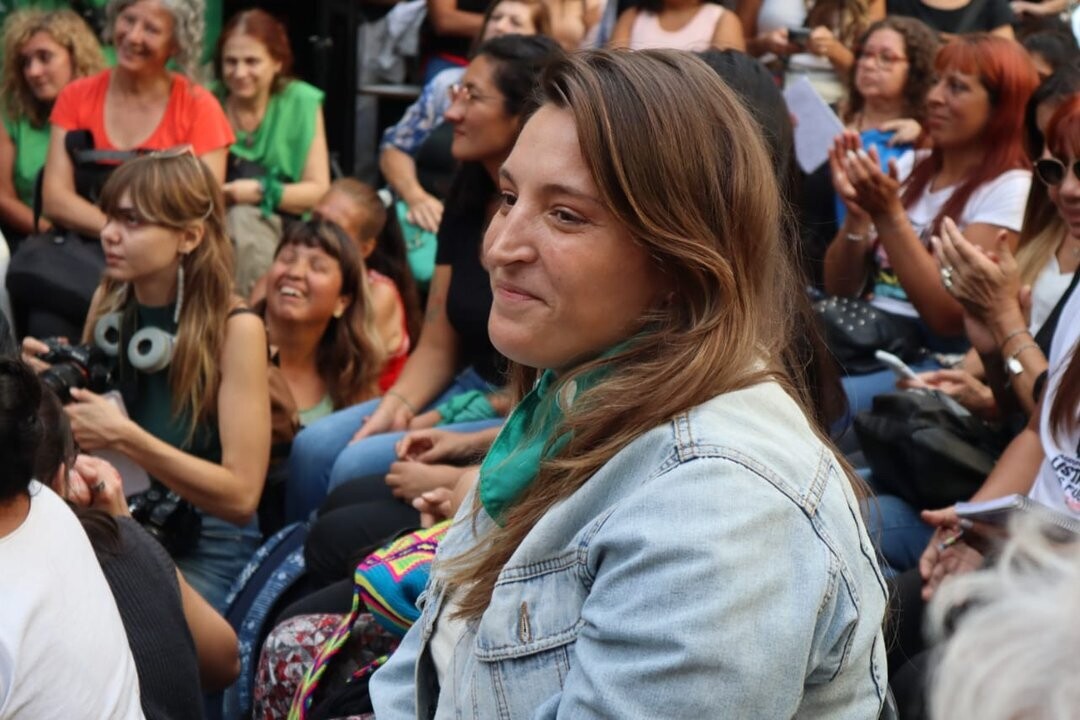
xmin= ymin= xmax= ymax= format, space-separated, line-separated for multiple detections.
xmin=871 ymin=151 xmax=1032 ymax=318
xmin=0 ymin=482 xmax=144 ymax=719
xmin=1029 ymin=254 xmax=1075 ymax=334
xmin=1028 ymin=287 xmax=1080 ymax=514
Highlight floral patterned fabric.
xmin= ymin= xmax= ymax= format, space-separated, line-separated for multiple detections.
xmin=253 ymin=612 xmax=398 ymax=720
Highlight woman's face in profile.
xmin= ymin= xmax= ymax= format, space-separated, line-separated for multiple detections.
xmin=483 ymin=105 xmax=662 ymax=371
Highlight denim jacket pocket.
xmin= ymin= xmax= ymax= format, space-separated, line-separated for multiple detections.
xmin=468 ymin=553 xmax=586 ymax=718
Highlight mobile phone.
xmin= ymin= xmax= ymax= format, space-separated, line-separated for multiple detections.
xmin=787 ymin=27 xmax=812 ymax=47
xmin=874 ymin=350 xmax=918 ymax=381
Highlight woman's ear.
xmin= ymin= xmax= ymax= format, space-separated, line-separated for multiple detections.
xmin=179 ymin=222 xmax=206 ymax=255
xmin=333 ymin=295 xmax=352 ymax=319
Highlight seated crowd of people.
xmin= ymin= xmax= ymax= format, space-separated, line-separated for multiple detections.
xmin=0 ymin=0 xmax=1077 ymax=718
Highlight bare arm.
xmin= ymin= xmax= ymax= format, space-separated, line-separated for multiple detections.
xmin=823 ymin=217 xmax=875 ymax=296
xmin=371 ymin=277 xmax=405 ymax=359
xmin=380 ymin=144 xmax=444 ymax=233
xmin=198 ymin=147 xmax=228 ymax=185
xmin=176 ymin=569 xmax=240 ymax=690
xmin=989 ymin=24 xmax=1014 ymax=39
xmin=427 ymin=0 xmax=485 ymax=38
xmin=608 ymin=8 xmax=637 ymax=48
xmin=711 ymin=11 xmax=746 ymax=51
xmin=735 ymin=0 xmax=762 ymax=39
xmin=42 ymin=125 xmax=107 ymax=236
xmin=277 ymin=107 xmax=330 ymax=216
xmin=0 ymin=120 xmax=40 ymax=235
xmin=93 ymin=313 xmax=271 ymax=524
xmin=352 ymin=265 xmax=462 ymax=439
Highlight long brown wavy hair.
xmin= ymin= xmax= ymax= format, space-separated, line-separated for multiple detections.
xmin=0 ymin=9 xmax=106 ymax=126
xmin=445 ymin=49 xmax=856 ymax=619
xmin=86 ymin=152 xmax=234 ymax=442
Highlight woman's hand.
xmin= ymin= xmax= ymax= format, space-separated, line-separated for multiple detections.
xmin=20 ymin=336 xmax=53 ymax=374
xmin=931 ymin=218 xmax=1020 ymax=324
xmin=65 ymin=388 xmax=134 ymax=452
xmin=68 ymin=454 xmax=130 ymax=517
xmin=807 ymin=26 xmax=836 ymax=57
xmin=412 ymin=466 xmax=478 ymax=527
xmin=221 ymin=179 xmax=262 ymax=206
xmin=405 ymin=192 xmax=444 ymax=234
xmin=407 ymin=409 xmax=442 ymax=431
xmin=349 ymin=393 xmax=415 ymax=443
xmin=879 ymin=118 xmax=922 ymax=146
xmin=395 ymin=428 xmax=480 ymax=464
xmin=385 ymin=461 xmax=462 ymax=503
xmin=918 ymin=506 xmax=981 ymax=600
xmin=758 ymin=27 xmax=795 ymax=55
xmin=841 ymin=138 xmax=904 ymax=220
xmin=828 ymin=134 xmax=871 ymax=223
xmin=901 ymin=368 xmax=997 ymax=417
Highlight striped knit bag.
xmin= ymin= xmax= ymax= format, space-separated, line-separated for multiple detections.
xmin=287 ymin=521 xmax=450 ymax=719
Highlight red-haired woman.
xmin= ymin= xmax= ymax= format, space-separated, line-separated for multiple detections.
xmin=215 ymin=9 xmax=330 ymax=296
xmin=824 ymin=34 xmax=1039 ymax=412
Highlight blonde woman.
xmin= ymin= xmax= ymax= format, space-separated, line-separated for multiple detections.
xmin=0 ymin=8 xmax=105 ymax=238
xmin=371 ymin=50 xmax=886 ymax=718
xmin=23 ymin=152 xmax=270 ymax=611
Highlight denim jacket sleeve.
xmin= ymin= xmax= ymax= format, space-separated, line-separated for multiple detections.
xmin=552 ymin=454 xmax=877 ymax=719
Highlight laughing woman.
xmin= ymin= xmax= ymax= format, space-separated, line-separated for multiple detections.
xmin=370 ymin=49 xmax=887 ymax=719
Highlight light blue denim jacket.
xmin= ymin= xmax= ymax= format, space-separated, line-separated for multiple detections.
xmin=370 ymin=381 xmax=889 ymax=719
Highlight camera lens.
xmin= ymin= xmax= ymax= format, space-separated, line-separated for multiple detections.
xmin=40 ymin=363 xmax=88 ymax=404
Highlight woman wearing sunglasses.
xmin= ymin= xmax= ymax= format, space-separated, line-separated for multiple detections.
xmin=930 ymin=92 xmax=1080 ymax=415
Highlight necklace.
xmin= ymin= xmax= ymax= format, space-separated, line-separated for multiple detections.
xmin=225 ymin=99 xmax=265 ymax=147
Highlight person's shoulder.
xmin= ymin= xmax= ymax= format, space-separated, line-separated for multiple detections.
xmin=279 ymin=79 xmax=325 ymax=106
xmin=170 ymin=73 xmax=224 ymax=109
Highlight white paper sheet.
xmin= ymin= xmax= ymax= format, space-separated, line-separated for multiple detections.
xmin=783 ymin=76 xmax=845 ymax=174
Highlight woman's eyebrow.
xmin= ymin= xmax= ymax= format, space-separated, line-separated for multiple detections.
xmin=499 ymin=167 xmax=599 ymax=204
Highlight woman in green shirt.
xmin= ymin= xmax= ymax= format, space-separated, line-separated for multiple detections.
xmin=216 ymin=8 xmax=330 ymax=297
xmin=0 ymin=9 xmax=105 ymax=238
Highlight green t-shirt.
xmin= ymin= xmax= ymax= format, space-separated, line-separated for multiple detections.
xmin=2 ymin=113 xmax=48 ymax=207
xmin=217 ymin=79 xmax=325 ymax=185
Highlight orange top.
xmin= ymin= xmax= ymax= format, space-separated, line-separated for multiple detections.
xmin=50 ymin=70 xmax=234 ymax=155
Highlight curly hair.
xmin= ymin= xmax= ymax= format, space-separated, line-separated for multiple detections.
xmin=843 ymin=16 xmax=941 ymax=124
xmin=0 ymin=9 xmax=106 ymax=127
xmin=105 ymin=0 xmax=206 ymax=79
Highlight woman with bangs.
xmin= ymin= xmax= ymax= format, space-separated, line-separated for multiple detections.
xmin=825 ymin=34 xmax=1040 ymax=412
xmin=260 ymin=219 xmax=387 ymax=427
xmin=22 ymin=152 xmax=271 ymax=611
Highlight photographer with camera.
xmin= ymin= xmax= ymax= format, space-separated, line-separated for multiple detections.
xmin=22 ymin=149 xmax=271 ymax=613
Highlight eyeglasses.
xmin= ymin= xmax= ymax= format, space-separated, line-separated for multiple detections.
xmin=1034 ymin=157 xmax=1080 ymax=187
xmin=856 ymin=50 xmax=908 ymax=69
xmin=448 ymin=82 xmax=495 ymax=104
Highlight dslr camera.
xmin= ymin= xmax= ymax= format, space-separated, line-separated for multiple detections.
xmin=37 ymin=338 xmax=114 ymax=404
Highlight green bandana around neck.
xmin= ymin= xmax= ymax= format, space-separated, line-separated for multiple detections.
xmin=477 ymin=363 xmax=600 ymax=525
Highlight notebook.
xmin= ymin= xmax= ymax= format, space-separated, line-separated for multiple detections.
xmin=954 ymin=494 xmax=1080 ymax=536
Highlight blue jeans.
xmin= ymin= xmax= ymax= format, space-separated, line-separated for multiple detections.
xmin=285 ymin=368 xmax=500 ymax=523
xmin=861 ymin=494 xmax=933 ymax=578
xmin=177 ymin=514 xmax=262 ymax=613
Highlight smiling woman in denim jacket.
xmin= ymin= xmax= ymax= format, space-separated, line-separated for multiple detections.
xmin=369 ymin=49 xmax=889 ymax=719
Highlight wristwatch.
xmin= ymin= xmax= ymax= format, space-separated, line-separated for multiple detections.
xmin=1005 ymin=343 xmax=1038 ymax=376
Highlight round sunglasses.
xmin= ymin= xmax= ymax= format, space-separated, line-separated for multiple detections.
xmin=1034 ymin=157 xmax=1080 ymax=187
